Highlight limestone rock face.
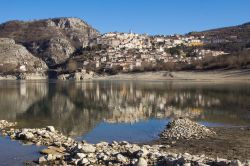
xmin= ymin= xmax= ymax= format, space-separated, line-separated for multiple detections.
xmin=29 ymin=37 xmax=75 ymax=65
xmin=0 ymin=17 xmax=99 ymax=67
xmin=0 ymin=38 xmax=47 ymax=74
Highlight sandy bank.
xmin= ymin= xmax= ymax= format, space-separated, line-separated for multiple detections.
xmin=95 ymin=69 xmax=250 ymax=82
xmin=1 ymin=69 xmax=250 ymax=81
xmin=0 ymin=73 xmax=47 ymax=80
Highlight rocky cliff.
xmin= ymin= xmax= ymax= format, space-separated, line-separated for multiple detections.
xmin=0 ymin=17 xmax=99 ymax=67
xmin=0 ymin=38 xmax=47 ymax=76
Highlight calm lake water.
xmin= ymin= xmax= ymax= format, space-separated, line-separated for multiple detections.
xmin=0 ymin=80 xmax=250 ymax=164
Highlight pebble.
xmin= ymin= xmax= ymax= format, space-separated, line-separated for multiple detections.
xmin=38 ymin=156 xmax=47 ymax=163
xmin=80 ymin=144 xmax=96 ymax=153
xmin=46 ymin=126 xmax=55 ymax=132
xmin=116 ymin=154 xmax=127 ymax=163
xmin=184 ymin=163 xmax=191 ymax=166
xmin=0 ymin=120 xmax=16 ymax=129
xmin=245 ymin=160 xmax=250 ymax=166
xmin=230 ymin=160 xmax=242 ymax=166
xmin=46 ymin=154 xmax=56 ymax=161
xmin=79 ymin=158 xmax=89 ymax=165
xmin=136 ymin=148 xmax=149 ymax=157
xmin=75 ymin=153 xmax=86 ymax=159
xmin=19 ymin=132 xmax=34 ymax=140
xmin=135 ymin=157 xmax=147 ymax=166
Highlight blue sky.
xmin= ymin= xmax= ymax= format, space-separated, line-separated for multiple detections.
xmin=0 ymin=0 xmax=250 ymax=35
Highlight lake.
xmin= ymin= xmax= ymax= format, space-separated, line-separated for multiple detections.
xmin=0 ymin=80 xmax=250 ymax=164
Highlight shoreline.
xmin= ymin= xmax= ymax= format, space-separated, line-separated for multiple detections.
xmin=150 ymin=126 xmax=250 ymax=161
xmin=1 ymin=69 xmax=250 ymax=81
xmin=95 ymin=69 xmax=250 ymax=82
xmin=1 ymin=120 xmax=250 ymax=165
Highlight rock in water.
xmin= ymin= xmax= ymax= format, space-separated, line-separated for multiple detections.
xmin=160 ymin=118 xmax=216 ymax=140
xmin=18 ymin=131 xmax=34 ymax=140
xmin=38 ymin=156 xmax=47 ymax=164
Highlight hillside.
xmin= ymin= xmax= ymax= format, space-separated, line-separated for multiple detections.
xmin=189 ymin=22 xmax=250 ymax=49
xmin=0 ymin=17 xmax=99 ymax=67
xmin=0 ymin=38 xmax=47 ymax=76
xmin=0 ymin=18 xmax=249 ymax=79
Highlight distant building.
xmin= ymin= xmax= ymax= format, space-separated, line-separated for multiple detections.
xmin=19 ymin=65 xmax=27 ymax=72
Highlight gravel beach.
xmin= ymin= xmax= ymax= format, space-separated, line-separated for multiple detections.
xmin=1 ymin=119 xmax=250 ymax=165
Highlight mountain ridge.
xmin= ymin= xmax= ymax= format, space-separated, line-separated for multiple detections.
xmin=189 ymin=22 xmax=250 ymax=41
xmin=0 ymin=17 xmax=99 ymax=67
xmin=0 ymin=17 xmax=249 ymax=79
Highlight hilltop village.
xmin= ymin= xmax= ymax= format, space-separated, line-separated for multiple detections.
xmin=69 ymin=32 xmax=227 ymax=74
xmin=0 ymin=17 xmax=249 ymax=80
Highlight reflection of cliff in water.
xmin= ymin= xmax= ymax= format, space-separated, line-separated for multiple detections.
xmin=1 ymin=81 xmax=250 ymax=137
xmin=0 ymin=81 xmax=48 ymax=119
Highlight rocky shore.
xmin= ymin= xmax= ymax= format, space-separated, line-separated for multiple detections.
xmin=0 ymin=120 xmax=16 ymax=129
xmin=0 ymin=119 xmax=249 ymax=166
xmin=160 ymin=118 xmax=216 ymax=140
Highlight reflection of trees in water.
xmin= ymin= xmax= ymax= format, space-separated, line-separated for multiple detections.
xmin=1 ymin=81 xmax=250 ymax=137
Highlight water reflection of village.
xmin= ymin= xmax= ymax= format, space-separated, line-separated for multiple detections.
xmin=0 ymin=81 xmax=249 ymax=137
